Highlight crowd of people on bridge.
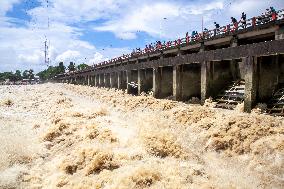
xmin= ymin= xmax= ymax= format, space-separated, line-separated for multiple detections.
xmin=91 ymin=7 xmax=281 ymax=69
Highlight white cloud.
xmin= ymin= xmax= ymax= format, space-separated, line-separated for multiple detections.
xmin=94 ymin=0 xmax=284 ymax=40
xmin=55 ymin=50 xmax=80 ymax=62
xmin=0 ymin=0 xmax=21 ymax=15
xmin=95 ymin=2 xmax=181 ymax=39
xmin=28 ymin=0 xmax=129 ymax=25
xmin=88 ymin=52 xmax=104 ymax=65
xmin=18 ymin=50 xmax=43 ymax=64
xmin=93 ymin=0 xmax=227 ymax=40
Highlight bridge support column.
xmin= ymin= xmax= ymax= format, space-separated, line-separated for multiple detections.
xmin=138 ymin=70 xmax=143 ymax=95
xmin=104 ymin=73 xmax=110 ymax=88
xmin=118 ymin=71 xmax=127 ymax=90
xmin=99 ymin=74 xmax=104 ymax=87
xmin=244 ymin=56 xmax=258 ymax=113
xmin=173 ymin=65 xmax=182 ymax=101
xmin=117 ymin=72 xmax=122 ymax=89
xmin=103 ymin=74 xmax=106 ymax=87
xmin=110 ymin=73 xmax=114 ymax=88
xmin=126 ymin=71 xmax=130 ymax=93
xmin=110 ymin=72 xmax=118 ymax=88
xmin=153 ymin=68 xmax=161 ymax=98
xmin=94 ymin=75 xmax=98 ymax=87
xmin=201 ymin=61 xmax=213 ymax=104
xmin=98 ymin=75 xmax=101 ymax=87
xmin=87 ymin=75 xmax=90 ymax=86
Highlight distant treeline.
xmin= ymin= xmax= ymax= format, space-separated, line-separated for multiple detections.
xmin=0 ymin=69 xmax=34 ymax=82
xmin=0 ymin=62 xmax=89 ymax=82
xmin=36 ymin=62 xmax=89 ymax=81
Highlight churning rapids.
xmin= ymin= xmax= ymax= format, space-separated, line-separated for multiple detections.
xmin=0 ymin=83 xmax=283 ymax=189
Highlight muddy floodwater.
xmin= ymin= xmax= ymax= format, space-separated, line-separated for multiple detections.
xmin=0 ymin=83 xmax=283 ymax=189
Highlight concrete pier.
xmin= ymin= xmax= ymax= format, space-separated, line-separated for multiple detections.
xmin=104 ymin=73 xmax=110 ymax=88
xmin=244 ymin=56 xmax=258 ymax=112
xmin=110 ymin=72 xmax=118 ymax=88
xmin=117 ymin=71 xmax=127 ymax=90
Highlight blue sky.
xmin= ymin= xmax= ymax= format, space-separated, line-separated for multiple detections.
xmin=0 ymin=0 xmax=283 ymax=73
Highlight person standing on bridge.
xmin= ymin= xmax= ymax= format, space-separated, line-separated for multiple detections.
xmin=270 ymin=7 xmax=276 ymax=13
xmin=214 ymin=22 xmax=220 ymax=36
xmin=202 ymin=28 xmax=209 ymax=39
xmin=231 ymin=17 xmax=238 ymax=31
xmin=240 ymin=12 xmax=246 ymax=29
xmin=270 ymin=7 xmax=277 ymax=21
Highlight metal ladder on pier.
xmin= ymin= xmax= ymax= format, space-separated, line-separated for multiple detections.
xmin=215 ymin=80 xmax=245 ymax=110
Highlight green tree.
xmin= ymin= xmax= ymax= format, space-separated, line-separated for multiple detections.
xmin=37 ymin=65 xmax=63 ymax=81
xmin=37 ymin=70 xmax=47 ymax=80
xmin=58 ymin=62 xmax=65 ymax=73
xmin=68 ymin=62 xmax=75 ymax=72
xmin=15 ymin=70 xmax=22 ymax=81
xmin=77 ymin=63 xmax=89 ymax=70
xmin=23 ymin=70 xmax=29 ymax=79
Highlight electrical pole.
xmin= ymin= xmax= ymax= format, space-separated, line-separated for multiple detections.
xmin=202 ymin=16 xmax=204 ymax=37
xmin=44 ymin=39 xmax=49 ymax=66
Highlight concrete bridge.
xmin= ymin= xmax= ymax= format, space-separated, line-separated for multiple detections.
xmin=55 ymin=10 xmax=284 ymax=114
